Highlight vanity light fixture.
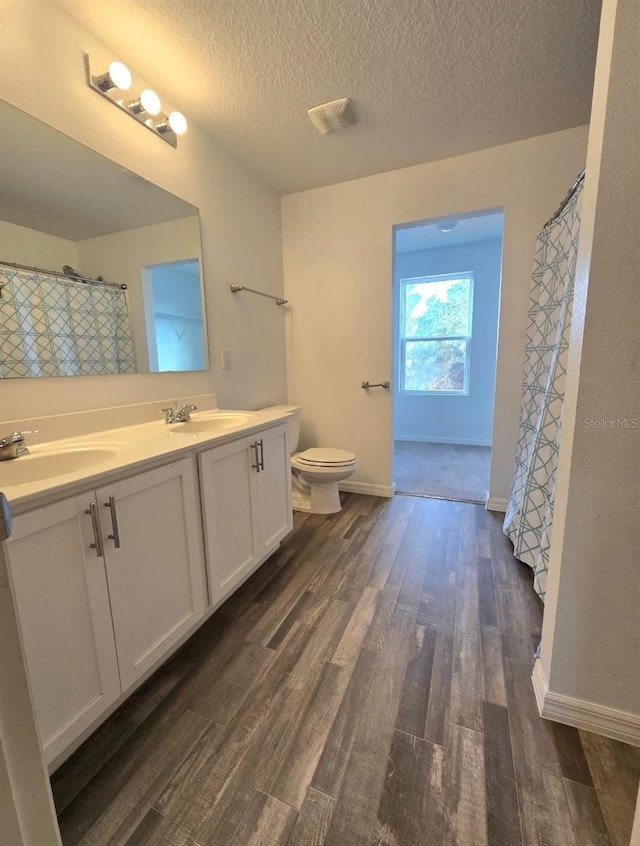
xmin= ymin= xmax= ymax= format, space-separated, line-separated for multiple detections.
xmin=157 ymin=111 xmax=188 ymax=136
xmin=128 ymin=89 xmax=162 ymax=116
xmin=85 ymin=54 xmax=187 ymax=148
xmin=92 ymin=61 xmax=132 ymax=93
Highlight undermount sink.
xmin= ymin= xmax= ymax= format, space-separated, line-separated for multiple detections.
xmin=169 ymin=412 xmax=258 ymax=435
xmin=0 ymin=446 xmax=119 ymax=486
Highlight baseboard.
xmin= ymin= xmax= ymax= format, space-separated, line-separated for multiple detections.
xmin=531 ymin=659 xmax=550 ymax=715
xmin=532 ymin=660 xmax=640 ymax=747
xmin=339 ymin=481 xmax=396 ymax=498
xmin=486 ymin=496 xmax=508 ymax=512
xmin=394 ymin=435 xmax=491 ymax=447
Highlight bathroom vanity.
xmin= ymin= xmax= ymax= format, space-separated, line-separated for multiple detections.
xmin=0 ymin=95 xmax=294 ymax=778
xmin=0 ymin=404 xmax=292 ymax=770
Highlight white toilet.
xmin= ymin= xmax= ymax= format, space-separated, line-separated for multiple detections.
xmin=271 ymin=405 xmax=358 ymax=514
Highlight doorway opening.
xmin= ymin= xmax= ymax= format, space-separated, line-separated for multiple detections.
xmin=142 ymin=258 xmax=206 ymax=372
xmin=392 ymin=209 xmax=504 ymax=503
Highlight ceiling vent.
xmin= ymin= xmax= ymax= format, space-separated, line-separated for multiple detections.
xmin=308 ymin=98 xmax=358 ymax=135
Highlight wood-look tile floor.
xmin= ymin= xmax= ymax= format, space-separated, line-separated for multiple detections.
xmin=51 ymin=494 xmax=640 ymax=846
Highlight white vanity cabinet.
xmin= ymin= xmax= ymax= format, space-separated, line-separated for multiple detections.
xmin=95 ymin=459 xmax=206 ymax=690
xmin=3 ymin=413 xmax=292 ymax=769
xmin=5 ymin=457 xmax=206 ymax=764
xmin=199 ymin=422 xmax=292 ymax=605
xmin=5 ymin=496 xmax=122 ymax=765
xmin=254 ymin=424 xmax=293 ymax=556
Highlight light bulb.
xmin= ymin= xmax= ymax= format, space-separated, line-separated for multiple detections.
xmin=108 ymin=61 xmax=132 ymax=91
xmin=168 ymin=111 xmax=188 ymax=135
xmin=140 ymin=89 xmax=162 ymax=116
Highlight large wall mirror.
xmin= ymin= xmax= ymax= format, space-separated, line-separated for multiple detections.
xmin=0 ymin=100 xmax=208 ymax=378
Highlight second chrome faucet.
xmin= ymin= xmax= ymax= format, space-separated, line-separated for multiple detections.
xmin=160 ymin=403 xmax=197 ymax=424
xmin=0 ymin=430 xmax=39 ymax=460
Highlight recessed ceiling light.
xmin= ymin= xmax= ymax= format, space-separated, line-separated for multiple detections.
xmin=436 ymin=220 xmax=458 ymax=232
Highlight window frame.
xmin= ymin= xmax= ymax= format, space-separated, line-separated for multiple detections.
xmin=398 ymin=271 xmax=474 ymax=396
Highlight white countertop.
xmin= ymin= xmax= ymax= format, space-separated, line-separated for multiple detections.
xmin=0 ymin=406 xmax=291 ymax=514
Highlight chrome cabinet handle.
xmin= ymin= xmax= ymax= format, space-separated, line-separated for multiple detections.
xmin=104 ymin=495 xmax=121 ymax=548
xmin=85 ymin=502 xmax=104 ymax=558
xmin=251 ymin=442 xmax=261 ymax=473
xmin=258 ymin=439 xmax=265 ymax=471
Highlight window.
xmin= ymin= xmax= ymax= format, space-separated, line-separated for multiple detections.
xmin=399 ymin=273 xmax=474 ymax=393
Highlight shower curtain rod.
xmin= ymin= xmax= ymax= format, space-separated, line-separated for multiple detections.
xmin=543 ymin=169 xmax=586 ymax=230
xmin=0 ymin=259 xmax=127 ymax=290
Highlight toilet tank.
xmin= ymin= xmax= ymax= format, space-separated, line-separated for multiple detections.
xmin=263 ymin=405 xmax=301 ymax=454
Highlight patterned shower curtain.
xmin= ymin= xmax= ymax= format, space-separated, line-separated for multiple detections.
xmin=0 ymin=267 xmax=136 ymax=377
xmin=504 ymin=176 xmax=584 ymax=600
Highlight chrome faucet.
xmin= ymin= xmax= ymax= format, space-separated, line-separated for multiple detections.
xmin=0 ymin=430 xmax=38 ymax=460
xmin=159 ymin=403 xmax=197 ymax=424
xmin=175 ymin=403 xmax=197 ymax=423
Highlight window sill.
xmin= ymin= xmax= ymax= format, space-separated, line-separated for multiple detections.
xmin=400 ymin=389 xmax=470 ymax=397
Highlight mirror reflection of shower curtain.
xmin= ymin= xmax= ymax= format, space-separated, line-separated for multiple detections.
xmin=0 ymin=267 xmax=136 ymax=377
xmin=504 ymin=178 xmax=584 ymax=600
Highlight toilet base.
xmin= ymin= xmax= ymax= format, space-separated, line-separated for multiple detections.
xmin=291 ymin=481 xmax=343 ymax=514
xmin=291 ymin=486 xmax=312 ymax=513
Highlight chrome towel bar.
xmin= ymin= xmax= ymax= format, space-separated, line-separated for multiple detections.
xmin=230 ymin=284 xmax=287 ymax=306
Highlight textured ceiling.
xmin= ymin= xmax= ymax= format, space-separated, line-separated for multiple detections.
xmin=0 ymin=100 xmax=195 ymax=240
xmin=395 ymin=210 xmax=504 ymax=252
xmin=57 ymin=0 xmax=601 ymax=194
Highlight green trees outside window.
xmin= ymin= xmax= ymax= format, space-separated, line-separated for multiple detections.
xmin=400 ymin=275 xmax=473 ymax=392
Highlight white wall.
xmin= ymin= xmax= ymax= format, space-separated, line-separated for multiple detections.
xmin=393 ymin=238 xmax=502 ymax=445
xmin=0 ymin=220 xmax=78 ymax=269
xmin=282 ymin=127 xmax=588 ymax=501
xmin=539 ymin=0 xmax=640 ymax=724
xmin=77 ymin=217 xmax=203 ymax=373
xmin=0 ymin=0 xmax=286 ymax=420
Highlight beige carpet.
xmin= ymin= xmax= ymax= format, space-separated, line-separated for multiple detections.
xmin=394 ymin=440 xmax=491 ymax=502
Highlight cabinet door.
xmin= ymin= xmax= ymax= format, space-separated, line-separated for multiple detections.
xmin=98 ymin=458 xmax=206 ymax=690
xmin=5 ymin=497 xmax=121 ymax=765
xmin=255 ymin=424 xmax=293 ymax=555
xmin=199 ymin=435 xmax=260 ymax=606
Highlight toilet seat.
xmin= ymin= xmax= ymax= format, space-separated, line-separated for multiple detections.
xmin=295 ymin=447 xmax=357 ymax=467
xmin=290 ymin=447 xmax=358 ymax=514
